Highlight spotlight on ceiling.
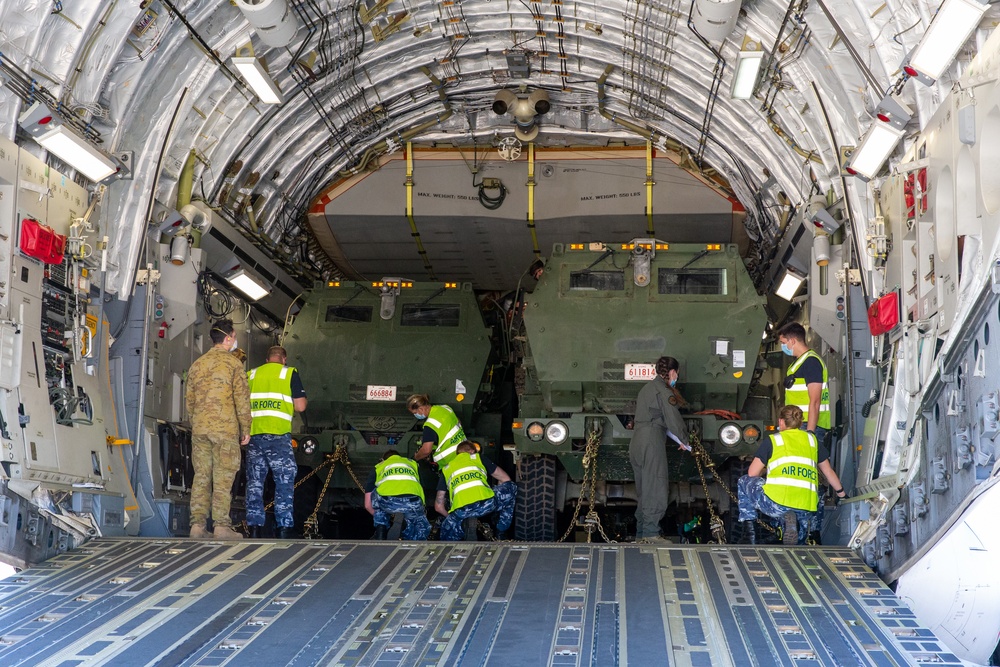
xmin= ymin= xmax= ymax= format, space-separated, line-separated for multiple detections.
xmin=731 ymin=42 xmax=765 ymax=100
xmin=18 ymin=102 xmax=118 ymax=182
xmin=845 ymin=122 xmax=905 ymax=181
xmin=232 ymin=56 xmax=284 ymax=105
xmin=526 ymin=89 xmax=551 ymax=115
xmin=774 ymin=268 xmax=806 ymax=302
xmin=225 ymin=267 xmax=270 ymax=301
xmin=902 ymin=0 xmax=989 ymax=84
xmin=492 ymin=88 xmax=551 ymax=142
xmin=492 ymin=89 xmax=516 ymax=116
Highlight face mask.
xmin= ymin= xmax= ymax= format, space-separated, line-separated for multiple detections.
xmin=414 ymin=413 xmax=426 ymax=420
xmin=781 ymin=343 xmax=794 ymax=356
xmin=669 ymin=378 xmax=677 ymax=388
xmin=229 ymin=338 xmax=238 ymax=352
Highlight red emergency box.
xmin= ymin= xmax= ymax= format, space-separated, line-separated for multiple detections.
xmin=19 ymin=218 xmax=67 ymax=265
xmin=868 ymin=291 xmax=900 ymax=336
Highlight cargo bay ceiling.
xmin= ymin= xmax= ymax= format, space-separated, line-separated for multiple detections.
xmin=0 ymin=0 xmax=996 ymax=292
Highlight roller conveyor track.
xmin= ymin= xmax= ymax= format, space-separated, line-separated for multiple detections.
xmin=0 ymin=539 xmax=961 ymax=666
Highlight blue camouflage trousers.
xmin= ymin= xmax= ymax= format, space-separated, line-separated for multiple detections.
xmin=246 ymin=433 xmax=297 ymax=528
xmin=737 ymin=475 xmax=814 ymax=545
xmin=370 ymin=491 xmax=431 ymax=540
xmin=440 ymin=481 xmax=517 ymax=541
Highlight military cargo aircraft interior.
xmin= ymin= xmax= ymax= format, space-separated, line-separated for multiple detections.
xmin=0 ymin=0 xmax=999 ymax=664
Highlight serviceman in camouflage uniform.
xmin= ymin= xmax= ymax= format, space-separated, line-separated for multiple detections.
xmin=245 ymin=346 xmax=307 ymax=539
xmin=435 ymin=441 xmax=517 ymax=541
xmin=364 ymin=449 xmax=431 ymax=540
xmin=185 ymin=319 xmax=252 ymax=540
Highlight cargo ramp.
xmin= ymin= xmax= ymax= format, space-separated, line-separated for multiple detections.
xmin=0 ymin=539 xmax=961 ymax=666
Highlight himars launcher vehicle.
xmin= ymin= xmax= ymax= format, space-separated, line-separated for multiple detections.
xmin=512 ymin=240 xmax=770 ymax=540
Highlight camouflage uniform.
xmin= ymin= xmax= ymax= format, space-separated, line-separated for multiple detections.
xmin=370 ymin=492 xmax=431 ymax=540
xmin=737 ymin=475 xmax=813 ymax=544
xmin=439 ymin=481 xmax=517 ymax=541
xmin=245 ymin=434 xmax=297 ymax=528
xmin=185 ymin=347 xmax=252 ymax=529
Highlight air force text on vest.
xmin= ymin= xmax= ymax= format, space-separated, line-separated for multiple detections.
xmin=452 ymin=471 xmax=484 ymax=485
xmin=781 ymin=464 xmax=818 ymax=481
xmin=381 ymin=466 xmax=414 ymax=479
xmin=252 ymin=399 xmax=286 ymax=410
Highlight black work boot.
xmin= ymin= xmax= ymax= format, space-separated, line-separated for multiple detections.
xmin=247 ymin=525 xmax=261 ymax=539
xmin=373 ymin=525 xmax=388 ymax=540
xmin=278 ymin=527 xmax=300 ymax=540
xmin=742 ymin=520 xmax=756 ymax=545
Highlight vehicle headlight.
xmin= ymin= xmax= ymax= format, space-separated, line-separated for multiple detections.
xmin=742 ymin=425 xmax=761 ymax=445
xmin=718 ymin=423 xmax=742 ymax=447
xmin=545 ymin=421 xmax=568 ymax=445
xmin=300 ymin=436 xmax=318 ymax=454
xmin=526 ymin=421 xmax=545 ymax=442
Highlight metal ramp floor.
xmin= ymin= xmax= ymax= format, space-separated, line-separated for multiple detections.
xmin=0 ymin=539 xmax=960 ymax=666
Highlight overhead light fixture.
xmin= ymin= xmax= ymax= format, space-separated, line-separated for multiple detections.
xmin=18 ymin=102 xmax=119 ymax=182
xmin=225 ymin=267 xmax=270 ymax=301
xmin=231 ymin=56 xmax=284 ymax=105
xmin=875 ymin=93 xmax=912 ymax=130
xmin=775 ymin=268 xmax=806 ymax=301
xmin=903 ymin=0 xmax=988 ymax=83
xmin=35 ymin=126 xmax=119 ymax=182
xmin=731 ymin=45 xmax=764 ymax=100
xmin=845 ymin=122 xmax=905 ymax=181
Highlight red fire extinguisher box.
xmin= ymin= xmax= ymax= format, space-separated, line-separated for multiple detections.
xmin=19 ymin=218 xmax=67 ymax=265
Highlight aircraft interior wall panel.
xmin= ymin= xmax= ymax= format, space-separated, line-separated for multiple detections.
xmin=0 ymin=138 xmax=18 ymax=318
xmin=16 ymin=149 xmax=49 ymax=224
xmin=915 ymin=220 xmax=937 ymax=321
xmin=807 ymin=244 xmax=845 ymax=353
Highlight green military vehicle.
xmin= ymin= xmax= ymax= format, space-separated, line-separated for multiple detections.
xmin=513 ymin=240 xmax=770 ymax=541
xmin=282 ymin=278 xmax=501 ymax=533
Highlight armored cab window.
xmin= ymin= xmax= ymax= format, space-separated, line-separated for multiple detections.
xmin=400 ymin=304 xmax=461 ymax=327
xmin=325 ymin=305 xmax=374 ymax=323
xmin=569 ymin=271 xmax=625 ymax=291
xmin=658 ymin=268 xmax=728 ymax=295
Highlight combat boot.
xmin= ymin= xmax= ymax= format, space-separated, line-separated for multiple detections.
xmin=373 ymin=525 xmax=388 ymax=540
xmin=189 ymin=524 xmax=211 ymax=539
xmin=213 ymin=525 xmax=244 ymax=541
xmin=247 ymin=525 xmax=262 ymax=539
xmin=782 ymin=512 xmax=798 ymax=546
xmin=279 ymin=527 xmax=300 ymax=539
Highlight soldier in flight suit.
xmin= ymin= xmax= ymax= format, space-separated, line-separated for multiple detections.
xmin=185 ymin=319 xmax=252 ymax=540
xmin=435 ymin=441 xmax=517 ymax=541
xmin=364 ymin=450 xmax=431 ymax=540
xmin=629 ymin=356 xmax=690 ymax=544
xmin=245 ymin=346 xmax=307 ymax=539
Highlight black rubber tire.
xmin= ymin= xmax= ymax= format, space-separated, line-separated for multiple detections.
xmin=515 ymin=454 xmax=557 ymax=541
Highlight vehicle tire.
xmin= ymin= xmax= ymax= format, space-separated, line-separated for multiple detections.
xmin=515 ymin=454 xmax=557 ymax=541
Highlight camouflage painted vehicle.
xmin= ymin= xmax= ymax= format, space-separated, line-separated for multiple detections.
xmin=512 ymin=240 xmax=770 ymax=540
xmin=283 ymin=278 xmax=501 ymax=525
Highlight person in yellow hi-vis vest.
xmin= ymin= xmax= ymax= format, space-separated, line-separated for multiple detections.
xmin=777 ymin=322 xmax=831 ymax=445
xmin=364 ymin=450 xmax=431 ymax=541
xmin=435 ymin=441 xmax=517 ymax=541
xmin=245 ymin=346 xmax=307 ymax=539
xmin=737 ymin=405 xmax=846 ymax=544
xmin=406 ymin=394 xmax=468 ymax=467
